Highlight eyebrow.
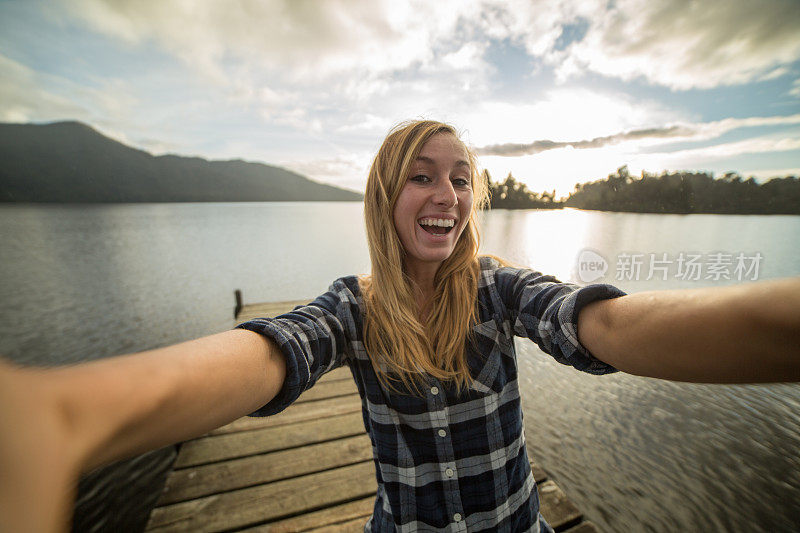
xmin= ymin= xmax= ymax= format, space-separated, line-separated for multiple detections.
xmin=415 ymin=156 xmax=470 ymax=168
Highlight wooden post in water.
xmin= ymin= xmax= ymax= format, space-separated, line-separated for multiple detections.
xmin=234 ymin=289 xmax=243 ymax=319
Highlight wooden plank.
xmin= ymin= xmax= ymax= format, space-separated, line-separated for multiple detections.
xmin=73 ymin=446 xmax=177 ymax=532
xmin=530 ymin=460 xmax=548 ymax=483
xmin=236 ymin=300 xmax=310 ymax=322
xmin=210 ymin=395 xmax=362 ymax=436
xmin=239 ymin=496 xmax=374 ymax=532
xmin=159 ymin=435 xmax=373 ymax=505
xmin=296 ymin=378 xmax=358 ymax=404
xmin=306 ymin=516 xmax=370 ymax=532
xmin=145 ymin=462 xmax=377 ymax=532
xmin=316 ymin=367 xmax=353 ymax=383
xmin=175 ymin=412 xmax=366 ymax=468
xmin=538 ymin=480 xmax=582 ymax=530
xmin=563 ymin=521 xmax=600 ymax=533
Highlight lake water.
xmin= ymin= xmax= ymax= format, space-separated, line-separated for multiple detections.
xmin=1 ymin=202 xmax=799 ymax=532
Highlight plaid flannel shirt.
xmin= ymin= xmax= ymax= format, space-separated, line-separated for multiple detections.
xmin=236 ymin=256 xmax=625 ymax=532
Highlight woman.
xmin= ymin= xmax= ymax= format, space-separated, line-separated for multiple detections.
xmin=1 ymin=119 xmax=799 ymax=532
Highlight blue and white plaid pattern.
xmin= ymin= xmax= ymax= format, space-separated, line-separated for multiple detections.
xmin=236 ymin=256 xmax=626 ymax=532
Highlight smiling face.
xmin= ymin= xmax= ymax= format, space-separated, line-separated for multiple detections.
xmin=392 ymin=133 xmax=474 ymax=279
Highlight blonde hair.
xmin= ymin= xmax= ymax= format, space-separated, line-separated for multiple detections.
xmin=360 ymin=120 xmax=490 ymax=395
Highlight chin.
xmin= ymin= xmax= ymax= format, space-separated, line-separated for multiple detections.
xmin=419 ymin=247 xmax=456 ymax=264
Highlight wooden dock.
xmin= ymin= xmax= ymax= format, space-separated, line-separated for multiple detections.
xmin=143 ymin=300 xmax=600 ymax=532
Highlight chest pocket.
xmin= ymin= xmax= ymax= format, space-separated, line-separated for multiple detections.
xmin=468 ymin=314 xmax=517 ymax=395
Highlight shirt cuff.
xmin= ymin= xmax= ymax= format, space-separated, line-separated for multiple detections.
xmin=235 ymin=318 xmax=309 ymax=417
xmin=554 ymin=283 xmax=627 ymax=374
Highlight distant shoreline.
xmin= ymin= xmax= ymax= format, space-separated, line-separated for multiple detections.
xmin=485 ymin=166 xmax=800 ymax=215
xmin=487 ymin=205 xmax=800 ymax=215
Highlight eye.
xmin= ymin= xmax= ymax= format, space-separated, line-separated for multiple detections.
xmin=452 ymin=177 xmax=470 ymax=187
xmin=410 ymin=174 xmax=431 ymax=183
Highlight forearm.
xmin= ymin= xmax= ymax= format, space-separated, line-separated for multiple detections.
xmin=578 ymin=277 xmax=800 ymax=383
xmin=58 ymin=328 xmax=285 ymax=471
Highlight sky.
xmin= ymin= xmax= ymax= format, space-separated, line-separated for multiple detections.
xmin=1 ymin=0 xmax=799 ymax=197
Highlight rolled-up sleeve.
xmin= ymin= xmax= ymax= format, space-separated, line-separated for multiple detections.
xmin=234 ymin=279 xmax=355 ymax=416
xmin=495 ymin=266 xmax=626 ymax=374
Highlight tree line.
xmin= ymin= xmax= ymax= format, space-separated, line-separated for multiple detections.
xmin=484 ymin=170 xmax=562 ymax=209
xmin=485 ymin=167 xmax=800 ymax=215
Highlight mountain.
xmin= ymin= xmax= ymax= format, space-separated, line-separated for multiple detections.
xmin=0 ymin=121 xmax=362 ymax=203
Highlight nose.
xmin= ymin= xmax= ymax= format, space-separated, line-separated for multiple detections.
xmin=432 ymin=177 xmax=457 ymax=208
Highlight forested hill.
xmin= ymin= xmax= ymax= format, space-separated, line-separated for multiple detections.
xmin=0 ymin=121 xmax=362 ymax=203
xmin=484 ymin=167 xmax=800 ymax=214
xmin=564 ymin=166 xmax=800 ymax=214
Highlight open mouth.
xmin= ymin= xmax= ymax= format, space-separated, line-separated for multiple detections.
xmin=418 ymin=217 xmax=455 ymax=235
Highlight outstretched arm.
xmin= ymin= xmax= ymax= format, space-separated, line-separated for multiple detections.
xmin=577 ymin=277 xmax=800 ymax=383
xmin=0 ymin=328 xmax=286 ymax=532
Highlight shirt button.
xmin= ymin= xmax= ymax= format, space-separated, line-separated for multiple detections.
xmin=445 ymin=467 xmax=454 ymax=477
xmin=438 ymin=429 xmax=447 ymax=437
xmin=453 ymin=513 xmax=462 ymax=522
xmin=430 ymin=386 xmax=439 ymax=395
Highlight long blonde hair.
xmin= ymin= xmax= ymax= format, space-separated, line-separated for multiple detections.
xmin=360 ymin=120 xmax=490 ymax=395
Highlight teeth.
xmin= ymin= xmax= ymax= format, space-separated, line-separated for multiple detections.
xmin=419 ymin=218 xmax=455 ymax=227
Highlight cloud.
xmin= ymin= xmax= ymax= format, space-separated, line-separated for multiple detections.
xmin=459 ymin=88 xmax=684 ymax=149
xmin=475 ymin=0 xmax=800 ymax=90
xmin=49 ymin=0 xmax=800 ymax=150
xmin=697 ymin=113 xmax=800 ymax=135
xmin=790 ymin=79 xmax=800 ymax=97
xmin=477 ymin=0 xmax=595 ymax=57
xmin=741 ymin=167 xmax=800 ymax=180
xmin=66 ymin=0 xmax=475 ymax=83
xmin=282 ymin=152 xmax=373 ymax=192
xmin=47 ymin=0 xmax=800 ymax=119
xmin=552 ymin=0 xmax=800 ymax=89
xmin=476 ymin=125 xmax=694 ymax=156
xmin=58 ymin=0 xmax=500 ymax=138
xmin=0 ymin=53 xmax=87 ymax=122
xmin=649 ymin=136 xmax=800 ymax=162
xmin=610 ymin=135 xmax=800 ymax=183
xmin=335 ymin=113 xmax=394 ymax=134
xmin=0 ymin=50 xmax=171 ymax=151
xmin=475 ymin=113 xmax=800 ymax=156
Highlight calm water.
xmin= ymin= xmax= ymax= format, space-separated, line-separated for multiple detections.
xmin=1 ymin=202 xmax=799 ymax=532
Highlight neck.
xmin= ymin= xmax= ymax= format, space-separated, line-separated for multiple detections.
xmin=405 ymin=261 xmax=439 ymax=320
xmin=406 ymin=261 xmax=438 ymax=293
